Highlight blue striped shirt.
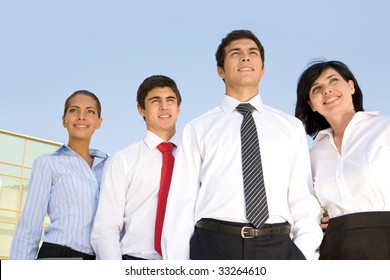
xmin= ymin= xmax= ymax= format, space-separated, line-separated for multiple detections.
xmin=10 ymin=145 xmax=108 ymax=259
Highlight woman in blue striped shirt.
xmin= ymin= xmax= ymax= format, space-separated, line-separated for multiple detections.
xmin=10 ymin=90 xmax=108 ymax=259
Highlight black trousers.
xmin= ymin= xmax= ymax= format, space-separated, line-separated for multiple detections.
xmin=190 ymin=222 xmax=305 ymax=260
xmin=36 ymin=242 xmax=95 ymax=260
xmin=320 ymin=211 xmax=390 ymax=260
xmin=122 ymin=254 xmax=147 ymax=260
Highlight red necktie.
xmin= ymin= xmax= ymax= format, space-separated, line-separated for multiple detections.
xmin=154 ymin=142 xmax=175 ymax=256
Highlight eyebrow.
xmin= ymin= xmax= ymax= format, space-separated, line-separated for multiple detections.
xmin=147 ymin=95 xmax=177 ymax=101
xmin=227 ymin=46 xmax=260 ymax=53
xmin=68 ymin=105 xmax=80 ymax=110
xmin=68 ymin=105 xmax=97 ymax=110
xmin=311 ymin=74 xmax=338 ymax=88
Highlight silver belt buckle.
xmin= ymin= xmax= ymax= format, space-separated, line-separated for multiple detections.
xmin=241 ymin=226 xmax=255 ymax=238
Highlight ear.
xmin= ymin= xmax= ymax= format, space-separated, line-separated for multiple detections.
xmin=62 ymin=116 xmax=66 ymax=128
xmin=217 ymin=66 xmax=225 ymax=79
xmin=137 ymin=104 xmax=145 ymax=117
xmin=348 ymin=80 xmax=355 ymax=94
xmin=96 ymin=117 xmax=103 ymax=130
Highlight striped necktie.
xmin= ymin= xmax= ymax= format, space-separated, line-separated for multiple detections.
xmin=236 ymin=103 xmax=268 ymax=229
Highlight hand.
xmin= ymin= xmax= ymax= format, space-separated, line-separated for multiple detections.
xmin=320 ymin=210 xmax=329 ymax=235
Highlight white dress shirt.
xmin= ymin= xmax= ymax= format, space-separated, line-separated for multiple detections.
xmin=162 ymin=94 xmax=323 ymax=260
xmin=10 ymin=145 xmax=107 ymax=259
xmin=310 ymin=111 xmax=390 ymax=218
xmin=90 ymin=130 xmax=179 ymax=260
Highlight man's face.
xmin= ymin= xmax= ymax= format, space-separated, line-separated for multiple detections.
xmin=138 ymin=86 xmax=180 ymax=139
xmin=217 ymin=38 xmax=264 ymax=89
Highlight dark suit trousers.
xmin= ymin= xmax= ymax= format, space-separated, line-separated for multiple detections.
xmin=190 ymin=226 xmax=305 ymax=260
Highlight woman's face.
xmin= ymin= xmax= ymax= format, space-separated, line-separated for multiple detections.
xmin=308 ymin=67 xmax=355 ymax=119
xmin=62 ymin=94 xmax=102 ymax=141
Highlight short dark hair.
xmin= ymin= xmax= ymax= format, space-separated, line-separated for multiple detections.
xmin=295 ymin=60 xmax=364 ymax=138
xmin=137 ymin=75 xmax=182 ymax=109
xmin=63 ymin=90 xmax=102 ymax=118
xmin=215 ymin=29 xmax=265 ymax=69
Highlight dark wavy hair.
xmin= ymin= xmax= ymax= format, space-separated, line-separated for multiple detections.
xmin=215 ymin=29 xmax=265 ymax=69
xmin=295 ymin=60 xmax=364 ymax=138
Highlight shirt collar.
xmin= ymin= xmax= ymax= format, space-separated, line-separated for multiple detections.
xmin=314 ymin=111 xmax=380 ymax=142
xmin=221 ymin=93 xmax=265 ymax=115
xmin=144 ymin=130 xmax=179 ymax=150
xmin=54 ymin=144 xmax=108 ymax=165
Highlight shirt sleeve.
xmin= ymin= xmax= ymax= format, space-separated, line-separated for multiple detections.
xmin=10 ymin=156 xmax=51 ymax=259
xmin=90 ymin=154 xmax=127 ymax=259
xmin=288 ymin=122 xmax=323 ymax=260
xmin=162 ymin=124 xmax=201 ymax=259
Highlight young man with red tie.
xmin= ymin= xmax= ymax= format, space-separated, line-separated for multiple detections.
xmin=91 ymin=75 xmax=181 ymax=259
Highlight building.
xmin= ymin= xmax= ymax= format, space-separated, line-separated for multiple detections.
xmin=0 ymin=129 xmax=61 ymax=259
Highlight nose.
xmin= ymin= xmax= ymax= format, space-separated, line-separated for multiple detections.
xmin=160 ymin=101 xmax=168 ymax=110
xmin=323 ymin=86 xmax=333 ymax=95
xmin=241 ymin=55 xmax=250 ymax=62
xmin=240 ymin=51 xmax=250 ymax=62
xmin=78 ymin=111 xmax=86 ymax=120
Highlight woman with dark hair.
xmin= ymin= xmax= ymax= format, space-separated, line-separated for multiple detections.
xmin=10 ymin=90 xmax=108 ymax=259
xmin=295 ymin=60 xmax=390 ymax=259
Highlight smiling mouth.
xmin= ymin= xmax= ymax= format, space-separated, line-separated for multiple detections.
xmin=238 ymin=67 xmax=254 ymax=72
xmin=324 ymin=96 xmax=340 ymax=104
xmin=159 ymin=115 xmax=170 ymax=119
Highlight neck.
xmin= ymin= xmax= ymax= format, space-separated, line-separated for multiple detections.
xmin=158 ymin=129 xmax=176 ymax=142
xmin=328 ymin=111 xmax=356 ymax=138
xmin=67 ymin=139 xmax=91 ymax=159
xmin=225 ymin=85 xmax=259 ymax=102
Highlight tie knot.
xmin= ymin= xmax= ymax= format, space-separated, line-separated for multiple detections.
xmin=236 ymin=103 xmax=255 ymax=115
xmin=157 ymin=142 xmax=175 ymax=153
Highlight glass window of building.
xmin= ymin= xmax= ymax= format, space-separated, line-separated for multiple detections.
xmin=0 ymin=130 xmax=61 ymax=259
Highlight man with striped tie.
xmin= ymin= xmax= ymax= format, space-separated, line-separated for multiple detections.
xmin=163 ymin=30 xmax=323 ymax=260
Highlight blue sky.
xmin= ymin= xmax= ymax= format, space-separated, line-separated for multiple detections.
xmin=1 ymin=0 xmax=389 ymax=154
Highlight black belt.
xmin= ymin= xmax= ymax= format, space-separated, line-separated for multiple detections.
xmin=37 ymin=242 xmax=95 ymax=260
xmin=196 ymin=219 xmax=291 ymax=238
